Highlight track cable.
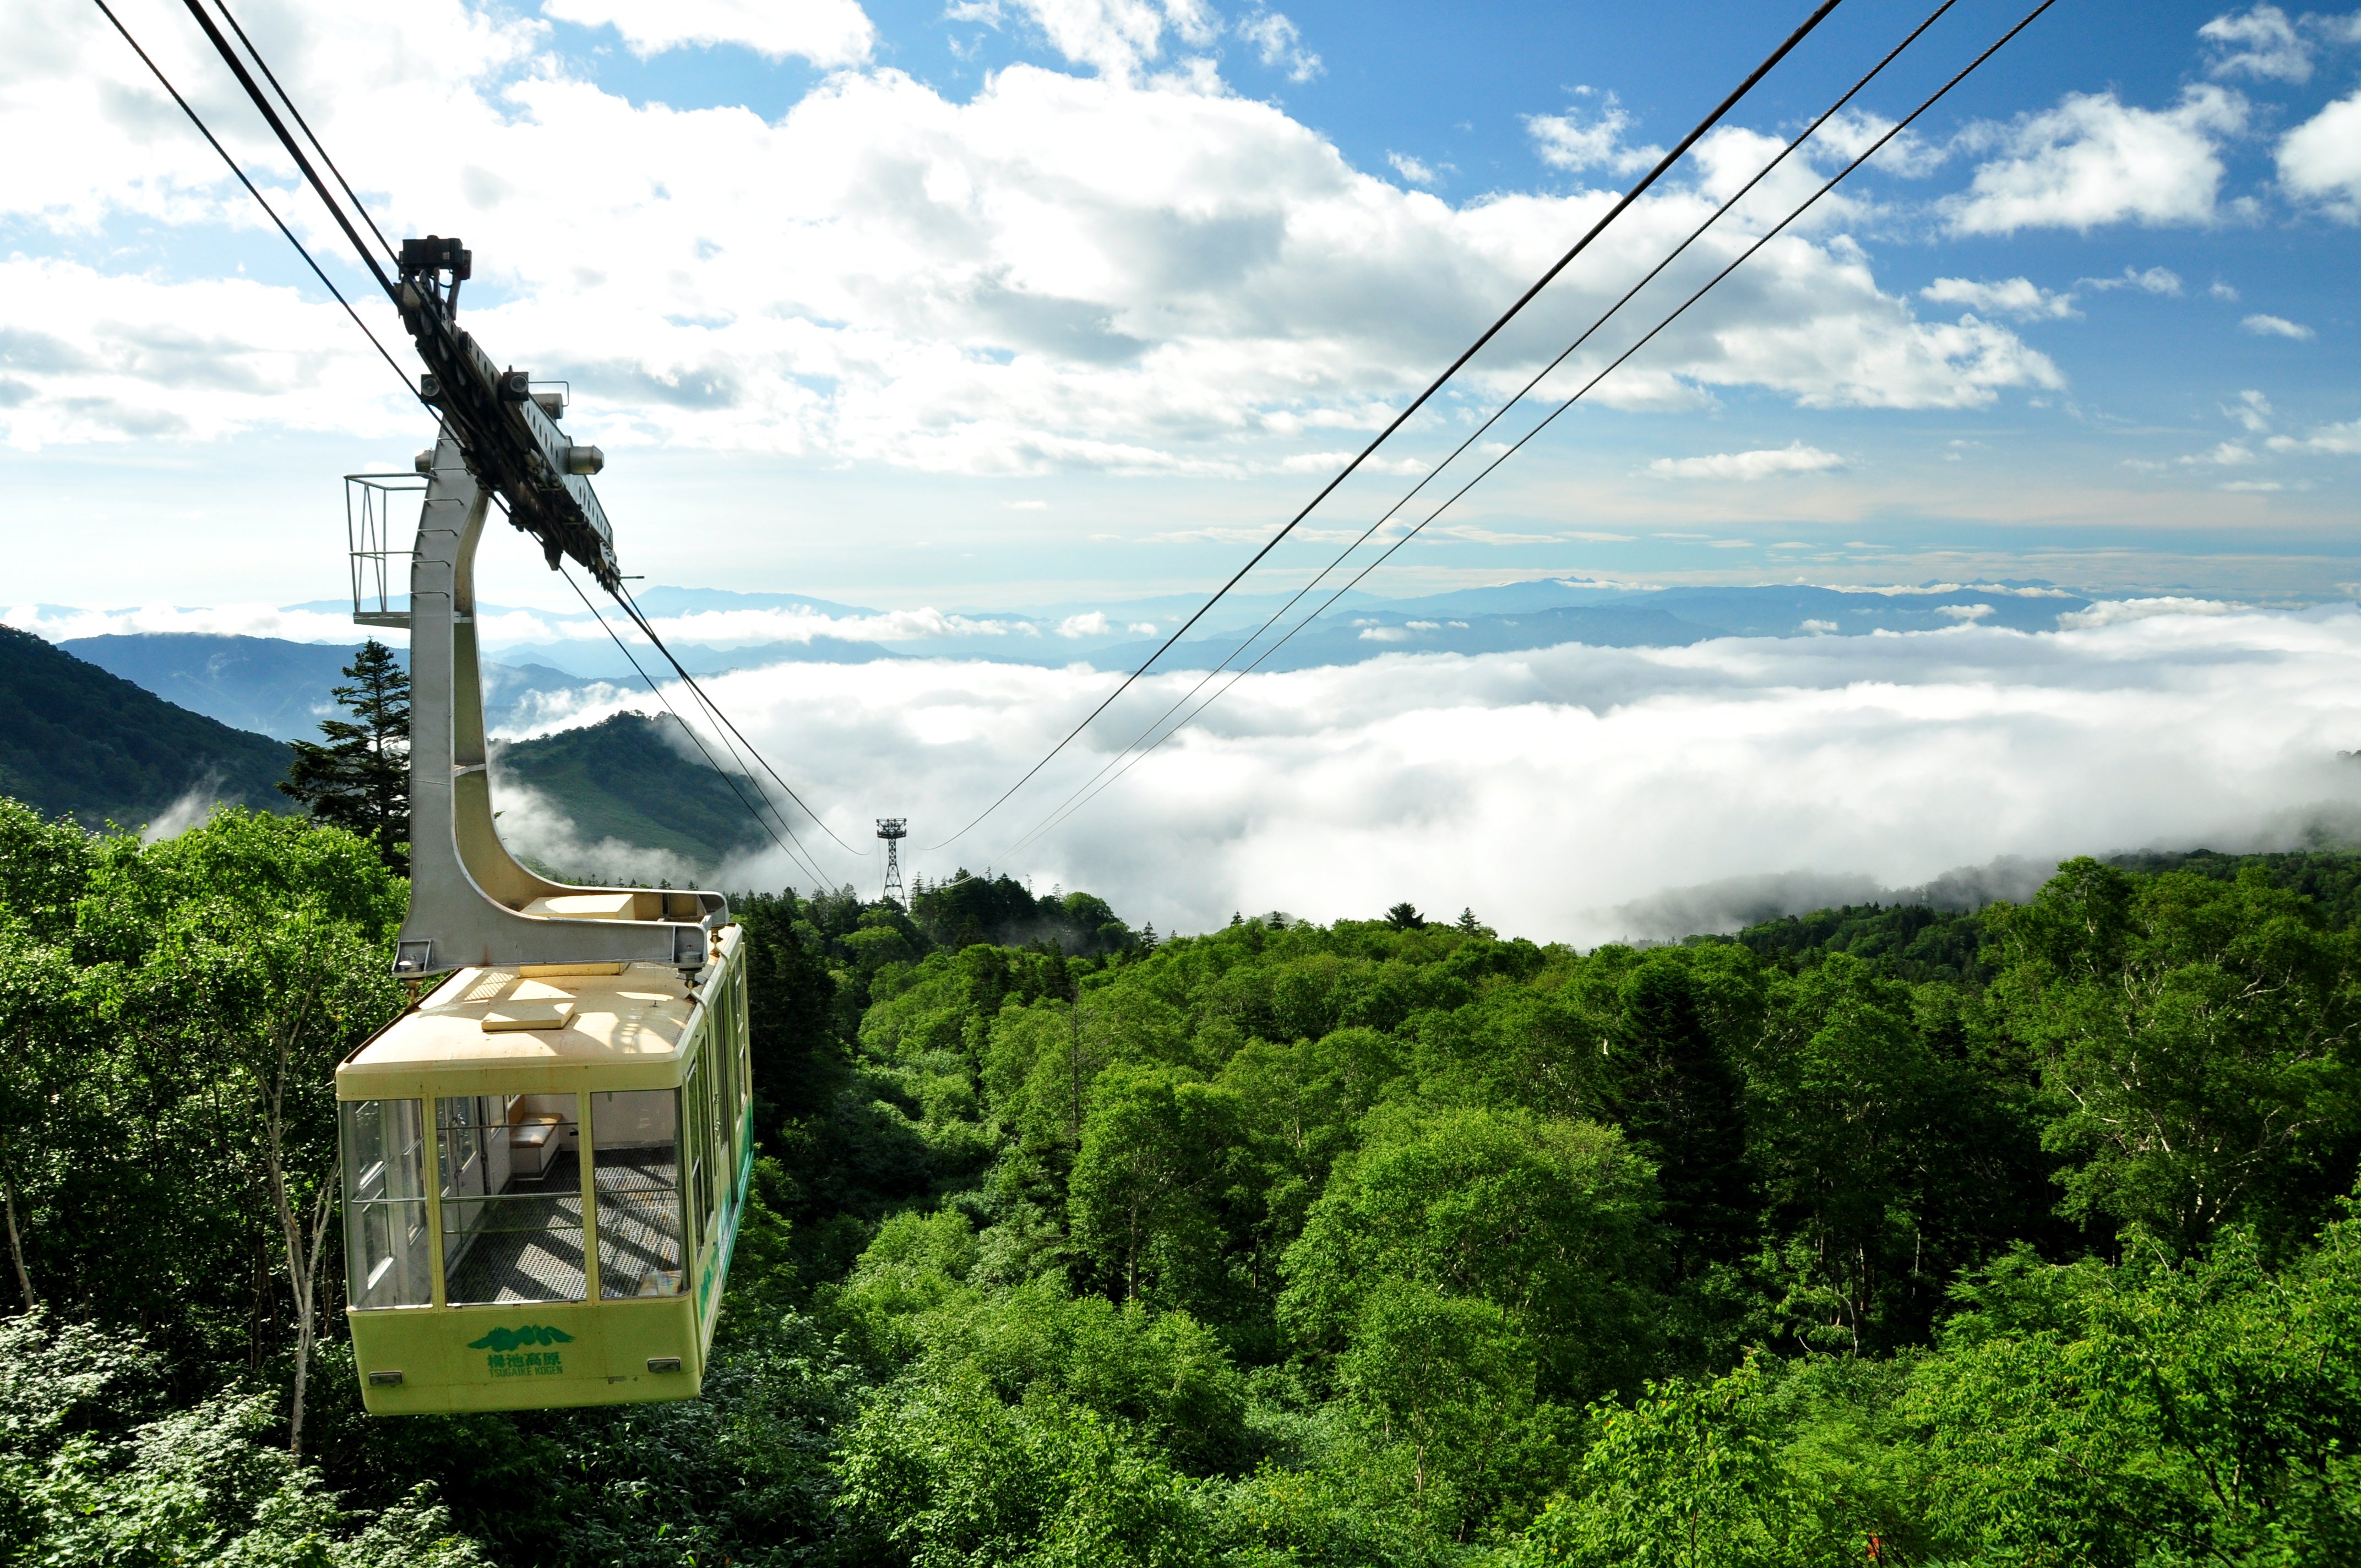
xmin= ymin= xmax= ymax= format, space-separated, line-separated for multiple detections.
xmin=1008 ymin=0 xmax=2063 ymax=852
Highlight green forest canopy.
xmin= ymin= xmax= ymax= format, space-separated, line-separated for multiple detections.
xmin=4 ymin=793 xmax=2360 ymax=1565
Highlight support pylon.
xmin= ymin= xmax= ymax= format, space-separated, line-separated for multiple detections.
xmin=876 ymin=818 xmax=907 ymax=905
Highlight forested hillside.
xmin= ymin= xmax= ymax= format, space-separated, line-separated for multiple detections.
xmin=0 ymin=625 xmax=295 ymax=829
xmin=4 ymin=797 xmax=2359 ymax=1565
xmin=491 ymin=711 xmax=768 ymax=873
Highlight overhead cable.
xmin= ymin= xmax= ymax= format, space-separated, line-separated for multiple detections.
xmin=206 ymin=0 xmax=402 ymax=267
xmin=89 ymin=0 xmax=414 ymax=398
xmin=1010 ymin=0 xmax=2063 ymax=850
xmin=558 ymin=563 xmax=833 ymax=888
xmin=612 ymin=589 xmax=872 ymax=859
xmin=1009 ymin=0 xmax=1964 ymax=850
xmin=924 ymin=0 xmax=1851 ymax=852
xmin=172 ymin=0 xmax=399 ymax=301
xmin=130 ymin=0 xmax=864 ymax=874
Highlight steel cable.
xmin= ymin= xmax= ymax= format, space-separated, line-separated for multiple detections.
xmin=1007 ymin=0 xmax=1965 ymax=850
xmin=1009 ymin=0 xmax=2063 ymax=852
xmin=923 ymin=0 xmax=1851 ymax=852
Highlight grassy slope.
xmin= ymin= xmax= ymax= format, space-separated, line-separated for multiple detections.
xmin=492 ymin=711 xmax=765 ymax=871
xmin=0 ymin=625 xmax=295 ymax=830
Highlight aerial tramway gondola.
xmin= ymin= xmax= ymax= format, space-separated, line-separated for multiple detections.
xmin=335 ymin=239 xmax=753 ymax=1414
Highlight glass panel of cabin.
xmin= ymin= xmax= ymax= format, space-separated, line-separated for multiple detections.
xmin=592 ymin=1090 xmax=684 ymax=1298
xmin=342 ymin=1099 xmax=431 ymax=1309
xmin=438 ymin=1093 xmax=586 ymax=1304
xmin=683 ymin=1056 xmax=710 ymax=1254
xmin=715 ymin=987 xmax=740 ymax=1168
xmin=704 ymin=1022 xmax=729 ymax=1223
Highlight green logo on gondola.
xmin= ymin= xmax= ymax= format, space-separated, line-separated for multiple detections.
xmin=468 ymin=1325 xmax=574 ymax=1351
xmin=470 ymin=1324 xmax=573 ymax=1376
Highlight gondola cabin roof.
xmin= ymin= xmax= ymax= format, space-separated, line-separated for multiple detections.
xmin=339 ymin=927 xmax=739 ymax=1099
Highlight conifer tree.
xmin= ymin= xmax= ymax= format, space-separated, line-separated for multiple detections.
xmin=279 ymin=639 xmax=410 ymax=871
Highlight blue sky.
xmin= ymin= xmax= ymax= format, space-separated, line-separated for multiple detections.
xmin=4 ymin=0 xmax=2357 ymax=618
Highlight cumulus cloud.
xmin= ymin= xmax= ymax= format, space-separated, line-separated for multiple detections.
xmin=2200 ymin=5 xmax=2312 ymax=81
xmin=2083 ymin=265 xmax=2185 ymax=296
xmin=2243 ymin=312 xmax=2316 ymax=339
xmin=1920 ymin=276 xmax=2080 ymax=320
xmin=0 ymin=261 xmax=417 ymax=449
xmin=2225 ymin=388 xmax=2273 ymax=431
xmin=2054 ymin=596 xmax=2239 ymax=628
xmin=2268 ymin=416 xmax=2361 ymax=455
xmin=3 ymin=600 xmax=383 ymax=643
xmin=542 ymin=0 xmax=877 ymax=64
xmin=531 ymin=607 xmax=2361 ymax=943
xmin=2279 ymin=90 xmax=2361 ymax=219
xmin=1524 ymin=94 xmax=1663 ymax=177
xmin=1944 ymin=86 xmax=2246 ymax=234
xmin=1387 ymin=152 xmax=1438 ymax=188
xmin=1235 ymin=7 xmax=1320 ymax=81
xmin=1646 ymin=443 xmax=1844 ymax=481
xmin=987 ymin=0 xmax=1222 ymax=80
xmin=3 ymin=1 xmax=2063 ymax=470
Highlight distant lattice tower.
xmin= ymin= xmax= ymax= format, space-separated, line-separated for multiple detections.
xmin=876 ymin=818 xmax=909 ymax=905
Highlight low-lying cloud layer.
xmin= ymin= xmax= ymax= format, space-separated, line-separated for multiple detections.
xmin=498 ymin=605 xmax=2361 ymax=944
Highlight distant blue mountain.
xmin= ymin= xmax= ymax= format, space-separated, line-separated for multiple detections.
xmin=1080 ymin=582 xmax=2095 ymax=673
xmin=51 ymin=582 xmax=2105 ymax=744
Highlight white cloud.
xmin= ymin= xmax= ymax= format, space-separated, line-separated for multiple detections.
xmin=488 ymin=776 xmax=713 ymax=886
xmin=2225 ymin=388 xmax=2273 ymax=431
xmin=1524 ymin=94 xmax=1663 ymax=177
xmin=1387 ymin=152 xmax=1438 ymax=188
xmin=2199 ymin=5 xmax=2311 ymax=81
xmin=2180 ymin=439 xmax=2257 ymax=466
xmin=2054 ymin=596 xmax=2239 ymax=628
xmin=997 ymin=0 xmax=1217 ymax=80
xmin=1647 ymin=442 xmax=1845 ymax=481
xmin=550 ymin=608 xmax=2361 ymax=943
xmin=1944 ymin=86 xmax=2246 ymax=234
xmin=0 ymin=259 xmax=418 ymax=449
xmin=2210 ymin=280 xmax=2242 ymax=301
xmin=2243 ymin=313 xmax=2316 ymax=340
xmin=2268 ymin=417 xmax=2361 ymax=455
xmin=4 ymin=600 xmax=389 ymax=644
xmin=1935 ymin=603 xmax=1994 ymax=620
xmin=2083 ymin=265 xmax=2184 ymax=296
xmin=1920 ymin=276 xmax=2080 ymax=320
xmin=0 ymin=1 xmax=2065 ymax=472
xmin=1236 ymin=7 xmax=1321 ymax=82
xmin=542 ymin=0 xmax=877 ymax=64
xmin=1057 ymin=610 xmax=1112 ymax=636
xmin=2279 ymin=90 xmax=2361 ymax=219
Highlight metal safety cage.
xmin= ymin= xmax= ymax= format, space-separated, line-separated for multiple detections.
xmin=346 ymin=472 xmax=427 ymax=630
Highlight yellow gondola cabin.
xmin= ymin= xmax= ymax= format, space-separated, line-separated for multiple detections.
xmin=337 ymin=928 xmax=752 ymax=1413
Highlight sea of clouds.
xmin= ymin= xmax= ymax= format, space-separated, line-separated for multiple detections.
xmin=478 ymin=602 xmax=2361 ymax=945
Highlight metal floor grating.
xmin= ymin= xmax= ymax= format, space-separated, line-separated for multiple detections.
xmin=439 ymin=1150 xmax=685 ymax=1304
xmin=596 ymin=1151 xmax=684 ymax=1298
xmin=443 ymin=1152 xmax=587 ymax=1304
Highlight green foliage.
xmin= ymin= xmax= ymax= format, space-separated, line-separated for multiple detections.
xmin=279 ymin=639 xmax=411 ymax=873
xmin=1989 ymin=858 xmax=2361 ymax=1249
xmin=12 ymin=805 xmax=2361 ymax=1567
xmin=1281 ymin=1106 xmax=1660 ymax=1406
xmin=912 ymin=870 xmax=1142 ymax=957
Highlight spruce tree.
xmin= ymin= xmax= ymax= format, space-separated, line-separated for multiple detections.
xmin=1612 ymin=957 xmax=1753 ymax=1278
xmin=279 ymin=639 xmax=410 ymax=871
